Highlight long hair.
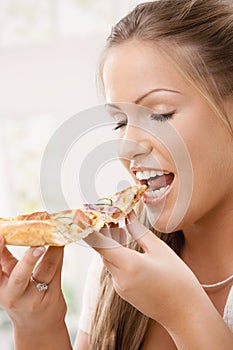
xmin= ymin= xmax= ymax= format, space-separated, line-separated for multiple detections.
xmin=90 ymin=1 xmax=233 ymax=348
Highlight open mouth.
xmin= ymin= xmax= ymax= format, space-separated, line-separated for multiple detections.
xmin=135 ymin=169 xmax=175 ymax=199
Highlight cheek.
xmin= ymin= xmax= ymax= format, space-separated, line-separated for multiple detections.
xmin=170 ymin=109 xmax=216 ymax=182
xmin=172 ymin=119 xmax=232 ymax=225
xmin=177 ymin=121 xmax=219 ymax=188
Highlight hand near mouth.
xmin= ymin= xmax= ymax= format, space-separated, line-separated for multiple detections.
xmin=89 ymin=211 xmax=233 ymax=349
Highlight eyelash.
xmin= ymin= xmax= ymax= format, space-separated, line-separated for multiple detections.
xmin=113 ymin=112 xmax=175 ymax=131
xmin=150 ymin=112 xmax=175 ymax=121
xmin=113 ymin=121 xmax=127 ymax=130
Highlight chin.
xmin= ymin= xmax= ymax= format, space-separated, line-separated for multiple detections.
xmin=146 ymin=208 xmax=185 ymax=233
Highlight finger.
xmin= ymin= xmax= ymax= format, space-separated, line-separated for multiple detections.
xmin=8 ymin=246 xmax=46 ymax=296
xmin=110 ymin=226 xmax=127 ymax=245
xmin=1 ymin=245 xmax=18 ymax=275
xmin=39 ymin=247 xmax=64 ymax=295
xmin=119 ymin=228 xmax=128 ymax=246
xmin=84 ymin=230 xmax=122 ymax=250
xmin=33 ymin=246 xmax=64 ymax=284
xmin=85 ymin=231 xmax=132 ymax=268
xmin=126 ymin=211 xmax=158 ymax=252
xmin=51 ymin=247 xmax=64 ymax=285
xmin=101 ymin=224 xmax=126 ymax=244
xmin=100 ymin=225 xmax=112 ymax=238
xmin=0 ymin=235 xmax=5 ymax=281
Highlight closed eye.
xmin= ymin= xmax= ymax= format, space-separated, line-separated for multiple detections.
xmin=113 ymin=120 xmax=127 ymax=130
xmin=113 ymin=111 xmax=175 ymax=130
xmin=150 ymin=112 xmax=175 ymax=121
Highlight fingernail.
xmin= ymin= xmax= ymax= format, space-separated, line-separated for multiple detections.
xmin=32 ymin=246 xmax=46 ymax=257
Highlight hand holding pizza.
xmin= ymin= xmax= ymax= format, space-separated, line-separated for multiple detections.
xmin=0 ymin=186 xmax=147 ymax=348
xmin=0 ymin=237 xmax=70 ymax=348
xmin=92 ymin=211 xmax=230 ymax=347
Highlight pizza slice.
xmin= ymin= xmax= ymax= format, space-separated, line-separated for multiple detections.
xmin=0 ymin=184 xmax=147 ymax=246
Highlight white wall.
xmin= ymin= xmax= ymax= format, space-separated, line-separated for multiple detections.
xmin=0 ymin=1 xmax=144 ymax=346
xmin=0 ymin=36 xmax=105 ymax=119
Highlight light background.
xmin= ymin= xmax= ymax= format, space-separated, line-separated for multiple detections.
xmin=0 ymin=0 xmax=143 ymax=347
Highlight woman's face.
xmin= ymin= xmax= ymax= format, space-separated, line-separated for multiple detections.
xmin=103 ymin=40 xmax=233 ymax=232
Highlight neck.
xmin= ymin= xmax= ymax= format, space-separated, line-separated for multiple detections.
xmin=181 ymin=201 xmax=233 ymax=285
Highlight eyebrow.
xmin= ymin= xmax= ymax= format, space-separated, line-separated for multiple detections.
xmin=134 ymin=88 xmax=181 ymax=104
xmin=106 ymin=89 xmax=181 ymax=110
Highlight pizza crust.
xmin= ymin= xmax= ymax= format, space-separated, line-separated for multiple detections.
xmin=0 ymin=220 xmax=71 ymax=246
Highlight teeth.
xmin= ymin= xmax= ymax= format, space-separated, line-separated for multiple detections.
xmin=150 ymin=170 xmax=158 ymax=177
xmin=144 ymin=170 xmax=151 ymax=179
xmin=146 ymin=185 xmax=169 ymax=198
xmin=159 ymin=186 xmax=167 ymax=194
xmin=136 ymin=172 xmax=145 ymax=180
xmin=135 ymin=169 xmax=169 ymax=181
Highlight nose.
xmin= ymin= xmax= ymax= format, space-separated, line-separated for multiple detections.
xmin=119 ymin=124 xmax=153 ymax=162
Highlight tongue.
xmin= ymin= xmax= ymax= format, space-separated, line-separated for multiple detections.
xmin=147 ymin=173 xmax=174 ymax=191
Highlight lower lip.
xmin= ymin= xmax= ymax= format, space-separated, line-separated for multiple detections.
xmin=143 ymin=176 xmax=175 ymax=206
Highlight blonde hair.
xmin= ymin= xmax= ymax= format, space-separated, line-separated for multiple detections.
xmin=90 ymin=1 xmax=233 ymax=349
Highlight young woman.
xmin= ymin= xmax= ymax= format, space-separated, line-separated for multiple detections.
xmin=0 ymin=0 xmax=232 ymax=349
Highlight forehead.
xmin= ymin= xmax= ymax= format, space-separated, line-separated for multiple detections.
xmin=102 ymin=40 xmax=191 ymax=103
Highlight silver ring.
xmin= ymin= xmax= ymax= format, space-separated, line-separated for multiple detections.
xmin=30 ymin=275 xmax=48 ymax=292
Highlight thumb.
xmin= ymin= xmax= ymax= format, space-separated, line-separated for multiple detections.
xmin=85 ymin=231 xmax=130 ymax=268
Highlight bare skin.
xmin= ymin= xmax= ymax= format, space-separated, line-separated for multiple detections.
xmin=81 ymin=40 xmax=233 ymax=349
xmin=85 ymin=211 xmax=233 ymax=349
xmin=0 ymin=39 xmax=232 ymax=349
xmin=75 ymin=40 xmax=233 ymax=349
xmin=0 ymin=237 xmax=72 ymax=350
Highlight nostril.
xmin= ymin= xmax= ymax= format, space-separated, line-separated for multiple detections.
xmin=119 ymin=138 xmax=152 ymax=160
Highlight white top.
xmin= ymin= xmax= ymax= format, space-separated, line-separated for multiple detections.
xmin=78 ymin=253 xmax=102 ymax=333
xmin=78 ymin=254 xmax=233 ymax=334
